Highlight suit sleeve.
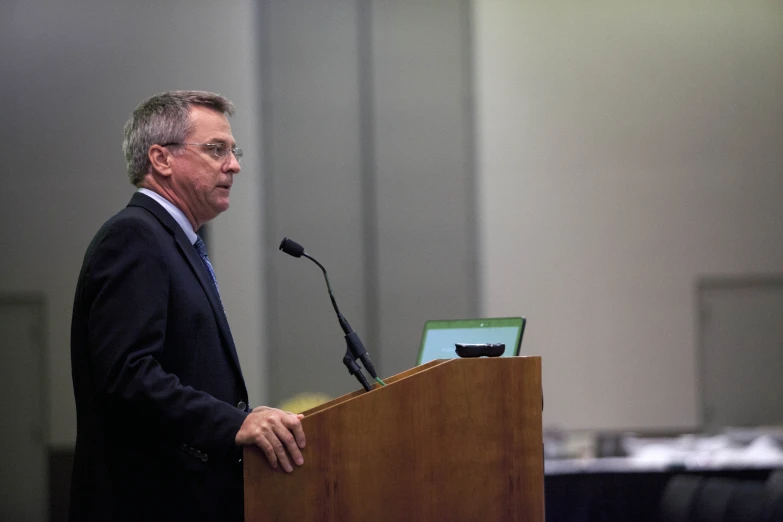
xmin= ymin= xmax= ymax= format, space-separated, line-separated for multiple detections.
xmin=83 ymin=217 xmax=247 ymax=457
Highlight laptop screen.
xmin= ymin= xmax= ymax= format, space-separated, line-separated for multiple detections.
xmin=416 ymin=317 xmax=526 ymax=365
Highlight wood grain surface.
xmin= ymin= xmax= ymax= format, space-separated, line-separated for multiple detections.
xmin=244 ymin=357 xmax=544 ymax=522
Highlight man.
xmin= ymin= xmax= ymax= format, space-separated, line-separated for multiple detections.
xmin=70 ymin=91 xmax=305 ymax=522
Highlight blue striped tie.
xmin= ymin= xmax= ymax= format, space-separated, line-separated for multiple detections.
xmin=194 ymin=236 xmax=223 ymax=306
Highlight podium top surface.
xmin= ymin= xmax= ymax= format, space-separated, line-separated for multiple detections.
xmin=303 ymin=355 xmax=541 ymax=417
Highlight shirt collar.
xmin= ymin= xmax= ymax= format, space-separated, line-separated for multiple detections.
xmin=137 ymin=188 xmax=198 ymax=245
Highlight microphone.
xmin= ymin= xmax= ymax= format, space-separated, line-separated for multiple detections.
xmin=278 ymin=237 xmax=382 ymax=392
xmin=279 ymin=237 xmax=304 ymax=258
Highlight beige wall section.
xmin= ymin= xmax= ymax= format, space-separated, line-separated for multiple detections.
xmin=1 ymin=1 xmax=266 ymax=446
xmin=473 ymin=1 xmax=783 ymax=430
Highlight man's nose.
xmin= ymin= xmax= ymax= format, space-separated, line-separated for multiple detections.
xmin=226 ymin=152 xmax=241 ymax=174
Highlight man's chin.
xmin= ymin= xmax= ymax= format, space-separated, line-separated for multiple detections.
xmin=214 ymin=194 xmax=231 ymax=210
xmin=200 ymin=201 xmax=230 ymax=225
xmin=215 ymin=200 xmax=230 ymax=216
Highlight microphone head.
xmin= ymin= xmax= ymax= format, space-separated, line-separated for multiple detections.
xmin=279 ymin=237 xmax=305 ymax=258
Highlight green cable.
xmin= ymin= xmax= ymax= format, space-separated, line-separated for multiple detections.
xmin=375 ymin=376 xmax=387 ymax=386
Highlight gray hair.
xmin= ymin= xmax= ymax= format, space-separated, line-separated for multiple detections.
xmin=122 ymin=90 xmax=235 ymax=185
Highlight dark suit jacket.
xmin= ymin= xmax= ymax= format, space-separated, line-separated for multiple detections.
xmin=70 ymin=192 xmax=250 ymax=522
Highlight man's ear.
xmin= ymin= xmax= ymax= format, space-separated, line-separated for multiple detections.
xmin=148 ymin=144 xmax=174 ymax=177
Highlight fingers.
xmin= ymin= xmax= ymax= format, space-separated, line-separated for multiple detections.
xmin=271 ymin=423 xmax=301 ymax=472
xmin=255 ymin=434 xmax=280 ymax=471
xmin=272 ymin=412 xmax=306 ymax=471
xmin=237 ymin=408 xmax=306 ymax=473
xmin=282 ymin=413 xmax=307 ymax=450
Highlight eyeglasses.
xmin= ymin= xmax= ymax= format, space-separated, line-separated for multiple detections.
xmin=164 ymin=142 xmax=243 ymax=163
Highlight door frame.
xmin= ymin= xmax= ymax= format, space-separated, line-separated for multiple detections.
xmin=696 ymin=275 xmax=783 ymax=430
xmin=0 ymin=293 xmax=48 ymax=519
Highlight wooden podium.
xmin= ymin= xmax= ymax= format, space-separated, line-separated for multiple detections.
xmin=244 ymin=357 xmax=544 ymax=521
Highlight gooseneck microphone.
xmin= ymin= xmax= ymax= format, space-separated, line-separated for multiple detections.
xmin=279 ymin=237 xmax=382 ymax=392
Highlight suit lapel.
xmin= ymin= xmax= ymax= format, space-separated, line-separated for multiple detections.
xmin=127 ymin=193 xmax=247 ymax=389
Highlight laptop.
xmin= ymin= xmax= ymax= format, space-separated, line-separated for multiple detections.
xmin=416 ymin=317 xmax=526 ymax=365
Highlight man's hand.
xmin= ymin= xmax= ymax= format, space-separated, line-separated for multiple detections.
xmin=235 ymin=406 xmax=306 ymax=472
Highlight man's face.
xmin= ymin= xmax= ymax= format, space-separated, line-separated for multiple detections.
xmin=169 ymin=106 xmax=241 ymax=228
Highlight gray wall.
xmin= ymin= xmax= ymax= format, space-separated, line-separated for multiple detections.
xmin=261 ymin=0 xmax=477 ymax=404
xmin=474 ymin=0 xmax=783 ymax=430
xmin=1 ymin=0 xmax=266 ymax=447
